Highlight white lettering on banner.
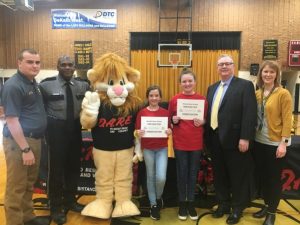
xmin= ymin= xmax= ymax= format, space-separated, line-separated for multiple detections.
xmin=51 ymin=9 xmax=117 ymax=29
xmin=94 ymin=10 xmax=115 ymax=18
xmin=77 ymin=186 xmax=96 ymax=192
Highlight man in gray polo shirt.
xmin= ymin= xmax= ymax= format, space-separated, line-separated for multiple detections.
xmin=2 ymin=48 xmax=48 ymax=225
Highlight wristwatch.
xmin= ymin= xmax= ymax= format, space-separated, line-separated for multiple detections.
xmin=21 ymin=147 xmax=31 ymax=153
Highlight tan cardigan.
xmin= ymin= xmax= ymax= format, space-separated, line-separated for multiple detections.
xmin=256 ymin=87 xmax=292 ymax=141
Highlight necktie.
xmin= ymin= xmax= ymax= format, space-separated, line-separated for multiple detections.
xmin=210 ymin=83 xmax=224 ymax=130
xmin=66 ymin=82 xmax=74 ymax=130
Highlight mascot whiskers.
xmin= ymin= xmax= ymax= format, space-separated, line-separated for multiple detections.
xmin=80 ymin=53 xmax=143 ymax=219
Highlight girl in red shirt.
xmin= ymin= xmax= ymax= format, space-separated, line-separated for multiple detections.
xmin=135 ymin=85 xmax=171 ymax=220
xmin=168 ymin=69 xmax=208 ymax=221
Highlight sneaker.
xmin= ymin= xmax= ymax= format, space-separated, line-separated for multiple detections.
xmin=187 ymin=202 xmax=198 ymax=220
xmin=150 ymin=205 xmax=160 ymax=220
xmin=156 ymin=198 xmax=164 ymax=210
xmin=178 ymin=202 xmax=187 ymax=220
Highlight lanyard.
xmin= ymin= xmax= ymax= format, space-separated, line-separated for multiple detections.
xmin=258 ymin=86 xmax=275 ymax=131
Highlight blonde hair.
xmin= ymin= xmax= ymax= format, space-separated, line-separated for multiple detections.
xmin=256 ymin=61 xmax=281 ymax=89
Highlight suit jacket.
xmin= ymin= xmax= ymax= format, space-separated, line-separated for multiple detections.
xmin=206 ymin=76 xmax=257 ymax=149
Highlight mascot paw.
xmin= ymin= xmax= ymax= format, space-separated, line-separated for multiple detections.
xmin=133 ymin=137 xmax=143 ymax=163
xmin=82 ymin=91 xmax=100 ymax=116
xmin=132 ymin=154 xmax=143 ymax=163
xmin=81 ymin=199 xmax=113 ymax=219
xmin=112 ymin=200 xmax=140 ymax=218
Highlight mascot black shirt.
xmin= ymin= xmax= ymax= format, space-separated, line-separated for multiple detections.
xmin=92 ymin=104 xmax=136 ymax=150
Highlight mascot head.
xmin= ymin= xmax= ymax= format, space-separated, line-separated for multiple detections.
xmin=88 ymin=53 xmax=141 ymax=115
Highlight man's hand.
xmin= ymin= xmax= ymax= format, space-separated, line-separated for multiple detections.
xmin=22 ymin=150 xmax=35 ymax=166
xmin=238 ymin=139 xmax=249 ymax=152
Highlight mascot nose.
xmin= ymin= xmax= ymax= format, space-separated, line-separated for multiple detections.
xmin=113 ymin=85 xmax=124 ymax=96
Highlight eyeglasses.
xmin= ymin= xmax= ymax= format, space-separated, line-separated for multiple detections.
xmin=217 ymin=62 xmax=234 ymax=67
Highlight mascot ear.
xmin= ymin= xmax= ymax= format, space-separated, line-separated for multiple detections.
xmin=87 ymin=69 xmax=97 ymax=83
xmin=126 ymin=68 xmax=140 ymax=83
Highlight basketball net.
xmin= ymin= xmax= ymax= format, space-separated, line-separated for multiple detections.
xmin=171 ymin=60 xmax=179 ymax=69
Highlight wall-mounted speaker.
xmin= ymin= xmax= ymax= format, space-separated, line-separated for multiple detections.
xmin=250 ymin=63 xmax=259 ymax=76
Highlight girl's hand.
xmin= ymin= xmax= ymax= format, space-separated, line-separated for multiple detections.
xmin=136 ymin=129 xmax=145 ymax=138
xmin=193 ymin=118 xmax=206 ymax=127
xmin=166 ymin=128 xmax=172 ymax=136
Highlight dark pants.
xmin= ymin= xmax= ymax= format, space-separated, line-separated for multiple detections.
xmin=47 ymin=117 xmax=82 ymax=212
xmin=253 ymin=142 xmax=285 ymax=213
xmin=174 ymin=149 xmax=201 ymax=202
xmin=209 ymin=129 xmax=253 ymax=212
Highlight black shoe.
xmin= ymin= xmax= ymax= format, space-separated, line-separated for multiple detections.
xmin=226 ymin=211 xmax=242 ymax=225
xmin=212 ymin=205 xmax=231 ymax=218
xmin=150 ymin=205 xmax=160 ymax=220
xmin=187 ymin=201 xmax=198 ymax=220
xmin=263 ymin=212 xmax=275 ymax=225
xmin=178 ymin=201 xmax=187 ymax=220
xmin=156 ymin=198 xmax=164 ymax=210
xmin=24 ymin=217 xmax=50 ymax=225
xmin=51 ymin=211 xmax=66 ymax=224
xmin=65 ymin=202 xmax=85 ymax=213
xmin=253 ymin=206 xmax=268 ymax=218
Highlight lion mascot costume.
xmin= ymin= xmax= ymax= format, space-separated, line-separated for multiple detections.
xmin=80 ymin=53 xmax=143 ymax=219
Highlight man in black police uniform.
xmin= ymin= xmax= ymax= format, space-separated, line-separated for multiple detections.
xmin=2 ymin=48 xmax=48 ymax=225
xmin=39 ymin=56 xmax=89 ymax=224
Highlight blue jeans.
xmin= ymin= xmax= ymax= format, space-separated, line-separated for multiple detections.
xmin=143 ymin=148 xmax=168 ymax=206
xmin=174 ymin=150 xmax=201 ymax=202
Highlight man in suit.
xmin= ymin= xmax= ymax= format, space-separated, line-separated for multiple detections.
xmin=206 ymin=54 xmax=257 ymax=224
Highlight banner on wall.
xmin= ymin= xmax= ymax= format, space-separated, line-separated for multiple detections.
xmin=51 ymin=9 xmax=117 ymax=29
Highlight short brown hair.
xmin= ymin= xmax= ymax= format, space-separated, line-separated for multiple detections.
xmin=18 ymin=48 xmax=38 ymax=60
xmin=146 ymin=85 xmax=162 ymax=98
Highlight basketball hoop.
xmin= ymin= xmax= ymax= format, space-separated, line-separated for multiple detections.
xmin=169 ymin=53 xmax=181 ymax=69
xmin=157 ymin=43 xmax=192 ymax=68
xmin=171 ymin=59 xmax=179 ymax=69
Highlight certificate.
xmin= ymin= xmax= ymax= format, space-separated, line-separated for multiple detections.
xmin=177 ymin=99 xmax=204 ymax=120
xmin=141 ymin=116 xmax=168 ymax=138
